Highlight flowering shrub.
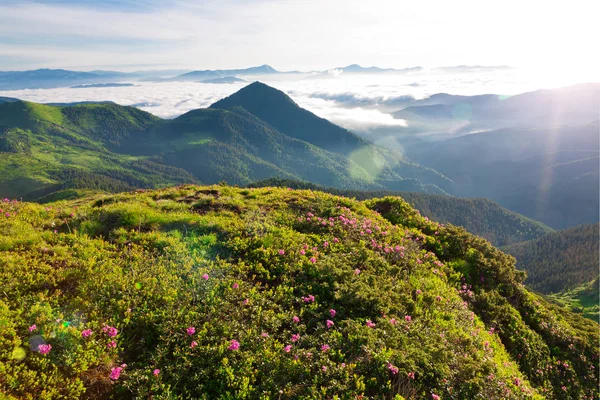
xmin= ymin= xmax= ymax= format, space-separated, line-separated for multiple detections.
xmin=0 ymin=186 xmax=597 ymax=399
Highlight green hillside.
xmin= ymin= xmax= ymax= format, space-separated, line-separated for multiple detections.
xmin=248 ymin=178 xmax=553 ymax=246
xmin=546 ymin=278 xmax=599 ymax=321
xmin=0 ymin=186 xmax=597 ymax=399
xmin=0 ymin=84 xmax=454 ymax=200
xmin=503 ymin=224 xmax=599 ymax=294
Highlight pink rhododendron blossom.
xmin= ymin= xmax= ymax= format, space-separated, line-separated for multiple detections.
xmin=103 ymin=326 xmax=118 ymax=337
xmin=408 ymin=372 xmax=415 ymax=379
xmin=387 ymin=363 xmax=399 ymax=374
xmin=390 ymin=318 xmax=397 ymax=325
xmin=278 ymin=249 xmax=285 ymax=255
xmin=416 ymin=289 xmax=422 ymax=295
xmin=292 ymin=316 xmax=300 ymax=323
xmin=28 ymin=324 xmax=37 ymax=332
xmin=38 ymin=344 xmax=52 ymax=354
xmin=153 ymin=369 xmax=160 ymax=376
xmin=190 ymin=341 xmax=198 ymax=348
xmin=432 ymin=395 xmax=440 ymax=400
xmin=326 ymin=320 xmax=334 ymax=328
xmin=261 ymin=332 xmax=269 ymax=338
xmin=109 ymin=367 xmax=122 ymax=380
xmin=228 ymin=339 xmax=240 ymax=350
xmin=366 ymin=320 xmax=376 ymax=328
xmin=354 ymin=268 xmax=361 ymax=275
xmin=329 ymin=309 xmax=336 ymax=317
xmin=291 ymin=334 xmax=300 ymax=342
xmin=321 ymin=366 xmax=327 ymax=372
xmin=232 ymin=283 xmax=239 ymax=289
xmin=107 ymin=340 xmax=117 ymax=348
xmin=186 ymin=327 xmax=196 ymax=335
xmin=300 ymin=249 xmax=306 ymax=255
xmin=333 ymin=237 xmax=339 ymax=243
xmin=284 ymin=345 xmax=292 ymax=353
xmin=81 ymin=329 xmax=93 ymax=338
xmin=309 ymin=257 xmax=317 ymax=264
xmin=405 ymin=315 xmax=412 ymax=322
xmin=321 ymin=344 xmax=330 ymax=352
xmin=202 ymin=273 xmax=209 ymax=280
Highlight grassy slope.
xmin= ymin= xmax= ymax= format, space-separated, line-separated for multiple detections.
xmin=0 ymin=101 xmax=197 ymax=199
xmin=248 ymin=178 xmax=553 ymax=247
xmin=546 ymin=278 xmax=599 ymax=321
xmin=0 ymin=186 xmax=597 ymax=399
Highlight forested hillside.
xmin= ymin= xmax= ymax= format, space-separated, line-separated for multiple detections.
xmin=503 ymin=224 xmax=599 ymax=294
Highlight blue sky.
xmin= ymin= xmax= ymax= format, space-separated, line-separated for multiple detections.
xmin=0 ymin=0 xmax=598 ymax=77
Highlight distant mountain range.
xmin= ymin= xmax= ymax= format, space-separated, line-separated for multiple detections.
xmin=0 ymin=81 xmax=453 ymax=201
xmin=0 ymin=63 xmax=492 ymax=90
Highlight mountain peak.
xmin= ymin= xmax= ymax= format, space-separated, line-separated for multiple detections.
xmin=210 ymin=82 xmax=367 ymax=154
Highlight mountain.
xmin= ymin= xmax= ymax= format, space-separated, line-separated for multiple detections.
xmin=0 ymin=185 xmax=597 ymax=398
xmin=199 ymin=76 xmax=247 ymax=84
xmin=410 ymin=121 xmax=600 ymax=228
xmin=0 ymin=68 xmax=189 ymax=90
xmin=391 ymin=83 xmax=600 ymax=143
xmin=248 ymin=178 xmax=553 ymax=247
xmin=0 ymin=83 xmax=453 ymax=200
xmin=335 ymin=64 xmax=423 ymax=74
xmin=0 ymin=68 xmax=105 ymax=90
xmin=502 ymin=223 xmax=599 ymax=294
xmin=172 ymin=65 xmax=279 ymax=81
xmin=70 ymin=83 xmax=135 ymax=89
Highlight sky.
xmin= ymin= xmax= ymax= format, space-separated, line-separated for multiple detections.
xmin=0 ymin=0 xmax=598 ymax=77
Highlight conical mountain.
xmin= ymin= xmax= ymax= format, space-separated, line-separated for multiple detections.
xmin=210 ymin=81 xmax=368 ymax=154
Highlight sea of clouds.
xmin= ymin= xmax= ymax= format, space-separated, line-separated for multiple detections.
xmin=0 ymin=67 xmax=591 ymax=136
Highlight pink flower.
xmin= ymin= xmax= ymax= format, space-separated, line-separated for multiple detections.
xmin=261 ymin=332 xmax=269 ymax=338
xmin=408 ymin=371 xmax=415 ymax=379
xmin=278 ymin=249 xmax=285 ymax=255
xmin=202 ymin=273 xmax=209 ymax=280
xmin=300 ymin=249 xmax=306 ymax=255
xmin=243 ymin=298 xmax=249 ymax=305
xmin=320 ymin=344 xmax=330 ymax=352
xmin=107 ymin=340 xmax=117 ymax=349
xmin=232 ymin=283 xmax=239 ymax=289
xmin=292 ymin=316 xmax=300 ymax=323
xmin=321 ymin=366 xmax=327 ymax=372
xmin=329 ymin=309 xmax=337 ymax=317
xmin=291 ymin=334 xmax=300 ymax=342
xmin=432 ymin=395 xmax=440 ymax=400
xmin=333 ymin=237 xmax=339 ymax=243
xmin=28 ymin=324 xmax=37 ymax=332
xmin=309 ymin=257 xmax=317 ymax=264
xmin=103 ymin=326 xmax=118 ymax=337
xmin=284 ymin=345 xmax=292 ymax=353
xmin=302 ymin=295 xmax=315 ymax=303
xmin=387 ymin=363 xmax=399 ymax=374
xmin=389 ymin=318 xmax=397 ymax=325
xmin=153 ymin=369 xmax=160 ymax=376
xmin=405 ymin=315 xmax=412 ymax=322
xmin=323 ymin=241 xmax=329 ymax=247
xmin=228 ymin=339 xmax=240 ymax=351
xmin=354 ymin=268 xmax=361 ymax=275
xmin=416 ymin=289 xmax=422 ymax=295
xmin=366 ymin=320 xmax=376 ymax=328
xmin=435 ymin=296 xmax=442 ymax=302
xmin=186 ymin=326 xmax=196 ymax=335
xmin=38 ymin=344 xmax=52 ymax=355
xmin=81 ymin=329 xmax=93 ymax=338
xmin=190 ymin=341 xmax=198 ymax=348
xmin=109 ymin=367 xmax=122 ymax=380
xmin=326 ymin=319 xmax=335 ymax=329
